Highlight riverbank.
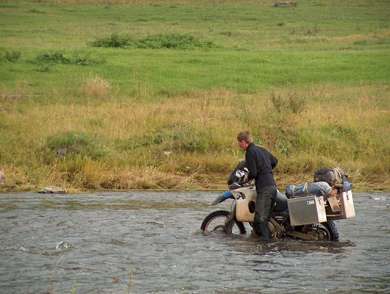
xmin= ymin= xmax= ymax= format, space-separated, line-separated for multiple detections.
xmin=1 ymin=1 xmax=389 ymax=193
xmin=1 ymin=170 xmax=389 ymax=193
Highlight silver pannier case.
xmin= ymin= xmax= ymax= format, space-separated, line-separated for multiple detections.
xmin=287 ymin=195 xmax=327 ymax=226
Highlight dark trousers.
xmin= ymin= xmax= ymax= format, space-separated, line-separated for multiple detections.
xmin=253 ymin=185 xmax=277 ymax=241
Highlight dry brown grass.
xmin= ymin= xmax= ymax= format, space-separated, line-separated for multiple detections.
xmin=81 ymin=76 xmax=111 ymax=98
xmin=1 ymin=84 xmax=389 ymax=192
xmin=332 ymin=30 xmax=390 ymax=45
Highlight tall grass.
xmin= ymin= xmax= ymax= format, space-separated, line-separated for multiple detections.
xmin=0 ymin=0 xmax=389 ymax=191
xmin=81 ymin=76 xmax=111 ymax=98
xmin=0 ymin=85 xmax=389 ymax=191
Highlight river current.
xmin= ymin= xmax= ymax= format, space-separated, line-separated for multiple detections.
xmin=0 ymin=191 xmax=389 ymax=293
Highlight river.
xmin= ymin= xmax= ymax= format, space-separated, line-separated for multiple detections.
xmin=0 ymin=191 xmax=389 ymax=293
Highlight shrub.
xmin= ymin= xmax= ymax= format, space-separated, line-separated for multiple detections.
xmin=135 ymin=34 xmax=216 ymax=49
xmin=70 ymin=52 xmax=104 ymax=65
xmin=270 ymin=92 xmax=306 ymax=114
xmin=35 ymin=51 xmax=70 ymax=64
xmin=91 ymin=33 xmax=132 ymax=48
xmin=44 ymin=131 xmax=105 ymax=161
xmin=34 ymin=51 xmax=104 ymax=65
xmin=28 ymin=8 xmax=45 ymax=14
xmin=91 ymin=33 xmax=216 ymax=50
xmin=0 ymin=50 xmax=21 ymax=63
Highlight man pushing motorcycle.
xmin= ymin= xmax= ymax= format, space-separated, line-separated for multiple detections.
xmin=237 ymin=131 xmax=278 ymax=241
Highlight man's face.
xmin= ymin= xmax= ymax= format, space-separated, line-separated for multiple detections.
xmin=238 ymin=140 xmax=249 ymax=150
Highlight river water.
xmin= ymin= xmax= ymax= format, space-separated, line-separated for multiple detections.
xmin=0 ymin=191 xmax=389 ymax=293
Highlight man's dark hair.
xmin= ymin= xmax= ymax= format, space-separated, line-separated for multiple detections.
xmin=237 ymin=131 xmax=253 ymax=143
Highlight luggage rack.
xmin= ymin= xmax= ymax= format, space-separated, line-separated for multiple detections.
xmin=287 ymin=190 xmax=356 ymax=226
xmin=325 ymin=190 xmax=355 ymax=220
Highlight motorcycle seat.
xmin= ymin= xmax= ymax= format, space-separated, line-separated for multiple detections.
xmin=273 ymin=190 xmax=288 ymax=212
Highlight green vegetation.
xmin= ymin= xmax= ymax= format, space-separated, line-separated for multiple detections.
xmin=0 ymin=49 xmax=21 ymax=63
xmin=0 ymin=0 xmax=389 ymax=192
xmin=91 ymin=33 xmax=216 ymax=49
xmin=33 ymin=51 xmax=104 ymax=66
xmin=44 ymin=131 xmax=106 ymax=160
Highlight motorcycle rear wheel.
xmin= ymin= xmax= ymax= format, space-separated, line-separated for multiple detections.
xmin=201 ymin=210 xmax=246 ymax=235
xmin=312 ymin=221 xmax=339 ymax=241
xmin=323 ymin=220 xmax=339 ymax=241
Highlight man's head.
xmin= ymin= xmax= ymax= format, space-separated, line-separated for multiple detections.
xmin=237 ymin=131 xmax=253 ymax=150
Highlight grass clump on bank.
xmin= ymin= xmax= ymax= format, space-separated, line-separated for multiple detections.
xmin=44 ymin=131 xmax=105 ymax=161
xmin=118 ymin=125 xmax=215 ymax=154
xmin=91 ymin=33 xmax=216 ymax=49
xmin=81 ymin=76 xmax=112 ymax=98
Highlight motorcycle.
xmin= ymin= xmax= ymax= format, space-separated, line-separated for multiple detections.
xmin=200 ymin=164 xmax=355 ymax=241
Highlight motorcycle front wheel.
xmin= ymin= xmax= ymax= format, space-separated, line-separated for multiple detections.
xmin=200 ymin=210 xmax=246 ymax=235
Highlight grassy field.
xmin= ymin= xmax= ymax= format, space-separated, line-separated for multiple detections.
xmin=0 ymin=0 xmax=389 ymax=192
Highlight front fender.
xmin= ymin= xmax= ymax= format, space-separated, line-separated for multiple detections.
xmin=211 ymin=191 xmax=234 ymax=205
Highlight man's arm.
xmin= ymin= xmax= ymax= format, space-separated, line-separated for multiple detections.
xmin=245 ymin=148 xmax=257 ymax=180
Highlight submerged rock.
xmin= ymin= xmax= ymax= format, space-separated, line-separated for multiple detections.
xmin=19 ymin=246 xmax=28 ymax=252
xmin=55 ymin=241 xmax=72 ymax=250
xmin=369 ymin=195 xmax=386 ymax=201
xmin=38 ymin=186 xmax=66 ymax=194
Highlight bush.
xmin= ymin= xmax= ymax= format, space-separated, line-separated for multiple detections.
xmin=91 ymin=33 xmax=216 ymax=50
xmin=34 ymin=51 xmax=104 ymax=65
xmin=91 ymin=33 xmax=132 ymax=48
xmin=70 ymin=52 xmax=104 ymax=65
xmin=28 ymin=8 xmax=45 ymax=14
xmin=35 ymin=51 xmax=70 ymax=64
xmin=0 ymin=50 xmax=21 ymax=63
xmin=270 ymin=92 xmax=306 ymax=114
xmin=44 ymin=131 xmax=106 ymax=161
xmin=135 ymin=34 xmax=216 ymax=49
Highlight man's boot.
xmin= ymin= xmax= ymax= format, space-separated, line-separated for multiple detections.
xmin=253 ymin=214 xmax=271 ymax=241
xmin=258 ymin=221 xmax=271 ymax=241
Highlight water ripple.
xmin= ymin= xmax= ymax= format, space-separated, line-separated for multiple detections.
xmin=0 ymin=191 xmax=389 ymax=293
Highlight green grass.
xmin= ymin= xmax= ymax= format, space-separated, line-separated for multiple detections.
xmin=0 ymin=0 xmax=389 ymax=191
xmin=1 ymin=0 xmax=390 ymax=95
xmin=1 ymin=48 xmax=389 ymax=98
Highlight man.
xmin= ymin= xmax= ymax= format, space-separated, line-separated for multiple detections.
xmin=237 ymin=131 xmax=278 ymax=241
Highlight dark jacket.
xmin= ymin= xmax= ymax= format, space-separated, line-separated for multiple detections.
xmin=245 ymin=143 xmax=278 ymax=190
